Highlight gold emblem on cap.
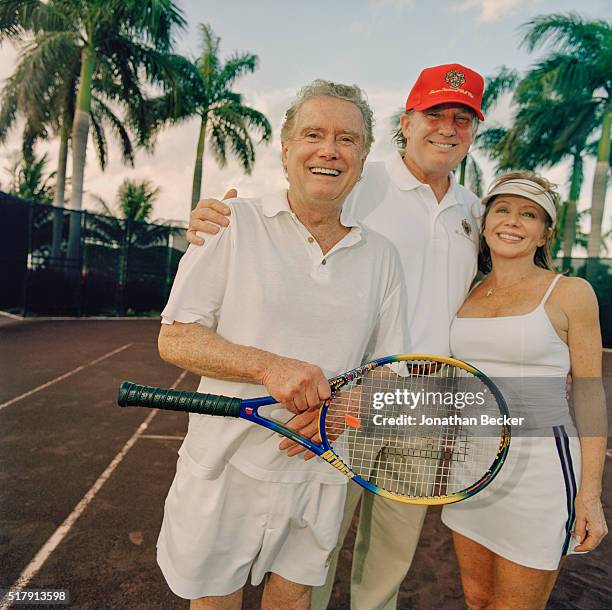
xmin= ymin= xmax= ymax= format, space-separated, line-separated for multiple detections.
xmin=461 ymin=219 xmax=472 ymax=237
xmin=445 ymin=70 xmax=466 ymax=89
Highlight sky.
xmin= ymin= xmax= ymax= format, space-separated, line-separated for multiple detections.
xmin=0 ymin=0 xmax=610 ymax=237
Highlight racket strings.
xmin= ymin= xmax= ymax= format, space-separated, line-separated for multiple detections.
xmin=323 ymin=360 xmax=505 ymax=499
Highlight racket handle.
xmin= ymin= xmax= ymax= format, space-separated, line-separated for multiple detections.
xmin=118 ymin=381 xmax=242 ymax=417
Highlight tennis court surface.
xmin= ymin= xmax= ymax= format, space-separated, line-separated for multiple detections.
xmin=1 ymin=318 xmax=610 ymax=609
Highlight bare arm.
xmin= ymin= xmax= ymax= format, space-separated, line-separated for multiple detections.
xmin=158 ymin=321 xmax=330 ymax=414
xmin=562 ymin=277 xmax=608 ymax=551
xmin=186 ymin=189 xmax=236 ymax=245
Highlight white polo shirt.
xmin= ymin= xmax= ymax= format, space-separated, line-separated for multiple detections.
xmin=345 ymin=152 xmax=481 ymax=356
xmin=162 ymin=190 xmax=406 ymax=484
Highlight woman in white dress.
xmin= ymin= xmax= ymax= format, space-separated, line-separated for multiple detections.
xmin=442 ymin=171 xmax=608 ymax=609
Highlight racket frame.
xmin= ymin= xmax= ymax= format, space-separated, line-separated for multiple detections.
xmin=119 ymin=353 xmax=511 ymax=505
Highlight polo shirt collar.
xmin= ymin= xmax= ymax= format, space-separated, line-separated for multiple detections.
xmin=385 ymin=152 xmax=424 ymax=191
xmin=385 ymin=153 xmax=464 ymax=207
xmin=440 ymin=173 xmax=462 ymax=209
xmin=262 ymin=190 xmax=292 ymax=217
xmin=263 ymin=189 xmax=362 ymax=230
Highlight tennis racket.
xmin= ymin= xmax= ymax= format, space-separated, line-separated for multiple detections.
xmin=118 ymin=354 xmax=510 ymax=505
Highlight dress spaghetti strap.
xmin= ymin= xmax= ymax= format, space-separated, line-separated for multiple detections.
xmin=467 ymin=279 xmax=483 ymax=297
xmin=540 ymin=274 xmax=563 ymax=306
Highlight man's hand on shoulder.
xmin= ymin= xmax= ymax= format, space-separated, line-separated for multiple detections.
xmin=260 ymin=354 xmax=331 ymax=415
xmin=186 ymin=188 xmax=237 ymax=245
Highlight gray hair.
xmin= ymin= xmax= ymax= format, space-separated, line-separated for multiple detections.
xmin=280 ymin=79 xmax=375 ymax=157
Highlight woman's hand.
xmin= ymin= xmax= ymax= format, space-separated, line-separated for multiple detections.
xmin=572 ymin=490 xmax=608 ymax=551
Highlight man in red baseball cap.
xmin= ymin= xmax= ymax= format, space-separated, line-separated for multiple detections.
xmin=185 ymin=63 xmax=487 ymax=610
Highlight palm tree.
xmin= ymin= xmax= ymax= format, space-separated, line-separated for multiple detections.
xmin=477 ymin=65 xmax=603 ymax=264
xmin=521 ymin=13 xmax=611 ymax=258
xmin=91 ymin=178 xmax=181 ymax=248
xmin=90 ymin=178 xmax=179 ymax=303
xmin=181 ymin=24 xmax=272 ymax=210
xmin=93 ymin=178 xmax=160 ymax=224
xmin=0 ymin=34 xmax=148 ymax=259
xmin=0 ymin=0 xmax=190 ymax=260
xmin=0 ymin=27 xmax=78 ymax=209
xmin=5 ymin=148 xmax=55 ymax=204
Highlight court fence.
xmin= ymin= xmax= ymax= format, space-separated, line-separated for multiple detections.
xmin=1 ymin=192 xmax=611 ymax=346
xmin=1 ymin=192 xmax=187 ymax=318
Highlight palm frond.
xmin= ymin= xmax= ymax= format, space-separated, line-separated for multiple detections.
xmin=521 ymin=12 xmax=610 ymax=56
xmin=5 ymin=146 xmax=55 ymax=203
xmin=467 ymin=155 xmax=483 ymax=198
xmin=117 ymin=178 xmax=160 ymax=221
xmin=208 ymin=121 xmax=229 ymax=168
xmin=0 ymin=31 xmax=78 ymax=142
xmin=227 ymin=103 xmax=272 ymax=142
xmin=89 ymin=110 xmax=108 ymax=170
xmin=527 ymin=54 xmax=598 ymax=98
xmin=482 ymin=66 xmax=519 ymax=113
xmin=91 ymin=96 xmax=135 ymax=165
xmin=108 ymin=0 xmax=186 ymax=51
xmin=474 ymin=127 xmax=507 ymax=160
xmin=224 ymin=123 xmax=256 ymax=173
xmin=210 ymin=109 xmax=257 ymax=173
xmin=216 ymin=52 xmax=258 ymax=90
xmin=0 ymin=77 xmax=19 ymax=143
xmin=0 ymin=0 xmax=72 ymax=41
xmin=196 ymin=23 xmax=221 ymax=80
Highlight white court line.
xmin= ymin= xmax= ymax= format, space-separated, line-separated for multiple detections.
xmin=606 ymin=450 xmax=612 ymax=459
xmin=0 ymin=344 xmax=132 ymax=413
xmin=0 ymin=369 xmax=188 ymax=610
xmin=141 ymin=434 xmax=185 ymax=441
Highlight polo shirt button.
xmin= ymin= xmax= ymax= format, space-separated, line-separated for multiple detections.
xmin=321 ymin=259 xmax=327 ymax=265
xmin=307 ymin=237 xmax=314 ymax=243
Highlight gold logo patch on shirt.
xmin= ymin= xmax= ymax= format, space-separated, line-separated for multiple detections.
xmin=461 ymin=218 xmax=472 ymax=237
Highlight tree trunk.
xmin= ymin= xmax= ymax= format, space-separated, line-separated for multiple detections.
xmin=54 ymin=121 xmax=69 ymax=208
xmin=458 ymin=157 xmax=467 ymax=186
xmin=586 ymin=105 xmax=611 ymax=258
xmin=67 ymin=46 xmax=95 ymax=263
xmin=190 ymin=115 xmax=207 ymax=210
xmin=51 ymin=121 xmax=70 ymax=261
xmin=561 ymin=152 xmax=583 ymax=269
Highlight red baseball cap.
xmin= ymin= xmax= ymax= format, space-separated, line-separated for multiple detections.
xmin=405 ymin=63 xmax=485 ymax=121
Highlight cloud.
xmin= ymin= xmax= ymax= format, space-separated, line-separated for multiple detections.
xmin=451 ymin=0 xmax=529 ymax=22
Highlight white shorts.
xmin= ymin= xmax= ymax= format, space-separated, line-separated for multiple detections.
xmin=157 ymin=449 xmax=347 ymax=599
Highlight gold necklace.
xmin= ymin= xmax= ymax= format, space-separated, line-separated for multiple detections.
xmin=483 ymin=275 xmax=530 ymax=297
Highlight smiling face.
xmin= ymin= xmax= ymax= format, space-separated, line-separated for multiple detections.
xmin=483 ymin=194 xmax=551 ymax=263
xmin=400 ymin=103 xmax=476 ymax=182
xmin=281 ymin=96 xmax=366 ymax=210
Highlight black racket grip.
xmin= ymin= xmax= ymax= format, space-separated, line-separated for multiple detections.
xmin=118 ymin=381 xmax=242 ymax=417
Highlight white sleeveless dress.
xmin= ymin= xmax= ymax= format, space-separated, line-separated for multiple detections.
xmin=441 ymin=275 xmax=583 ymax=570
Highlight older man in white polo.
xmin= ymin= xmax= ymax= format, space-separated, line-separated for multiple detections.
xmin=156 ymin=80 xmax=406 ymax=610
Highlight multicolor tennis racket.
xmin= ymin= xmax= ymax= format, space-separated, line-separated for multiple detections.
xmin=118 ymin=354 xmax=510 ymax=505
